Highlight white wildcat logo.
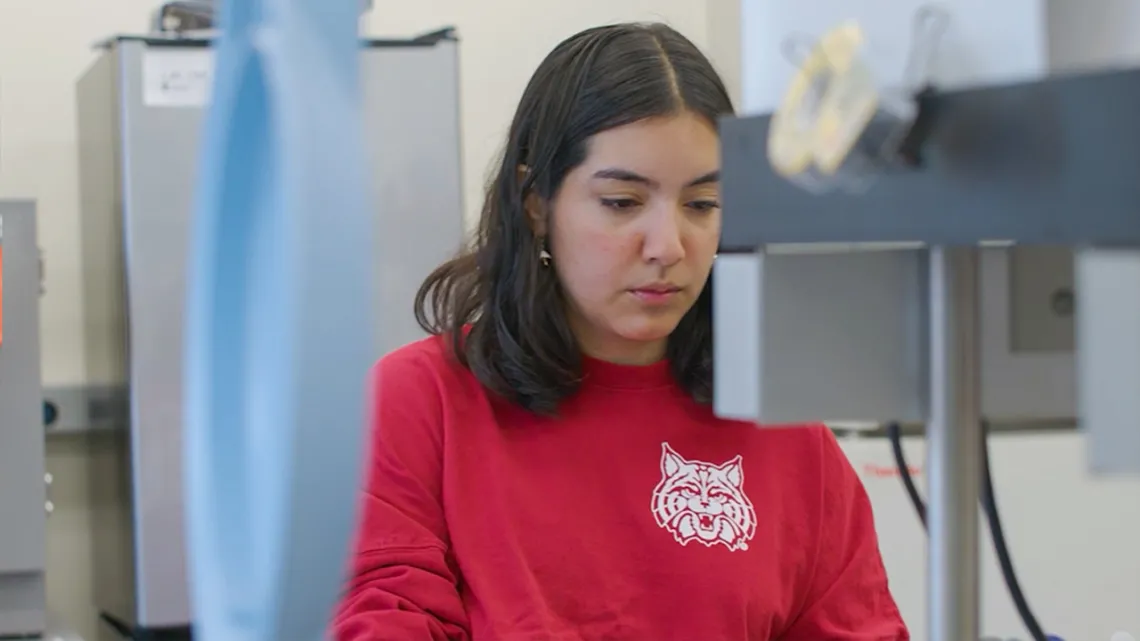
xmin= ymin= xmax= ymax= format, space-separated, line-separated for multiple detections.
xmin=651 ymin=443 xmax=757 ymax=552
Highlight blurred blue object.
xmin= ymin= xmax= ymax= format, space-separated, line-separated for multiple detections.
xmin=182 ymin=1 xmax=374 ymax=640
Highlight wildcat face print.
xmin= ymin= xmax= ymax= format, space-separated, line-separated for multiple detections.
xmin=651 ymin=443 xmax=758 ymax=552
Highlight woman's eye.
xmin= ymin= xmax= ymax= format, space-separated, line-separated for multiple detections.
xmin=688 ymin=200 xmax=721 ymax=212
xmin=601 ymin=198 xmax=640 ymax=210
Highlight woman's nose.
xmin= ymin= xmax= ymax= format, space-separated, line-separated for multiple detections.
xmin=642 ymin=207 xmax=685 ymax=266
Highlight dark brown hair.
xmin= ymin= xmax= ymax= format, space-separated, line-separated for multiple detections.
xmin=414 ymin=22 xmax=735 ymax=414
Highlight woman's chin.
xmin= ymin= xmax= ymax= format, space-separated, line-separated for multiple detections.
xmin=613 ymin=316 xmax=683 ymax=344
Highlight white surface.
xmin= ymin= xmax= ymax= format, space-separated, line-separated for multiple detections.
xmin=841 ymin=432 xmax=1140 ymax=641
xmin=141 ymin=48 xmax=213 ymax=108
xmin=738 ymin=0 xmax=1049 ymax=116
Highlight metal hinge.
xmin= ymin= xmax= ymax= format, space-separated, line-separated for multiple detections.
xmin=43 ymin=385 xmax=128 ymax=433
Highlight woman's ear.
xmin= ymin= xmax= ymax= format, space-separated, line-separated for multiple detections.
xmin=518 ymin=164 xmax=547 ymax=236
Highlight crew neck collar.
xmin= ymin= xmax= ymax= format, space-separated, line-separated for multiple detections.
xmin=580 ymin=354 xmax=673 ymax=390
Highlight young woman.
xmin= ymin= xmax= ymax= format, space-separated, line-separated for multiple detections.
xmin=334 ymin=22 xmax=907 ymax=641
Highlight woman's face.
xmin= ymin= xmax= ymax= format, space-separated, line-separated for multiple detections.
xmin=537 ymin=111 xmax=721 ymax=365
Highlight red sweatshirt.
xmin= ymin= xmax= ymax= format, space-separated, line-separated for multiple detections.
xmin=334 ymin=336 xmax=907 ymax=641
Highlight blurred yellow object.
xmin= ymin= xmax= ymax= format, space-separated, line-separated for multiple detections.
xmin=768 ymin=21 xmax=881 ymax=180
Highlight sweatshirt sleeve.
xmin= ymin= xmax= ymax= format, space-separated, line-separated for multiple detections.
xmin=780 ymin=428 xmax=909 ymax=641
xmin=332 ymin=347 xmax=471 ymax=641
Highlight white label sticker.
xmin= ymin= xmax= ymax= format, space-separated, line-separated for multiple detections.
xmin=143 ymin=48 xmax=215 ymax=108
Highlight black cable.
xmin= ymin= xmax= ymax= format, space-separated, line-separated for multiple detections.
xmin=885 ymin=420 xmax=1047 ymax=641
xmin=887 ymin=422 xmax=926 ymax=529
xmin=979 ymin=420 xmax=1048 ymax=641
xmin=99 ymin=611 xmax=138 ymax=639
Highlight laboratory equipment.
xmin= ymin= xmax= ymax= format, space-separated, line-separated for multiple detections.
xmin=0 ymin=201 xmax=46 ymax=638
xmin=714 ymin=1 xmax=1140 ymax=640
xmin=75 ymin=29 xmax=463 ymax=640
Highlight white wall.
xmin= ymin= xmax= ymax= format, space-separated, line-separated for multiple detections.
xmin=0 ymin=2 xmax=728 ymax=640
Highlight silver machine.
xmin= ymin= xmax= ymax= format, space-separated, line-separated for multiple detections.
xmin=714 ymin=1 xmax=1140 ymax=641
xmin=74 ymin=27 xmax=464 ymax=640
xmin=0 ymin=201 xmax=47 ymax=637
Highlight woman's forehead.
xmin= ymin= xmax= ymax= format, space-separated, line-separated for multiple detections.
xmin=577 ymin=114 xmax=720 ymax=185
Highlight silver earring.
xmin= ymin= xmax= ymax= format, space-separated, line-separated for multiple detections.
xmin=539 ymin=242 xmax=552 ymax=267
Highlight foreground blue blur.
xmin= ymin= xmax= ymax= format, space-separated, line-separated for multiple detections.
xmin=183 ymin=1 xmax=374 ymax=640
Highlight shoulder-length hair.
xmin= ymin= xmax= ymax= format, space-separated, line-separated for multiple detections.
xmin=415 ymin=22 xmax=735 ymax=414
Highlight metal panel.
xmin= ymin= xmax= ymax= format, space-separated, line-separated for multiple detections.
xmin=714 ymin=246 xmax=1080 ymax=424
xmin=0 ymin=201 xmax=47 ymax=636
xmin=714 ymin=249 xmax=928 ymax=423
xmin=719 ymin=68 xmax=1140 ymax=248
xmin=77 ymin=49 xmax=129 ymax=394
xmin=114 ymin=39 xmax=200 ymax=628
xmin=1076 ymin=249 xmax=1140 ymax=474
xmin=362 ymin=38 xmax=465 ymax=357
xmin=42 ymin=385 xmax=129 ymax=434
xmin=978 ymin=249 xmax=1075 ymax=421
xmin=76 ymin=44 xmax=141 ymax=631
xmin=1008 ymin=246 xmax=1074 ymax=352
xmin=712 ymin=254 xmax=761 ymax=420
xmin=77 ymin=32 xmax=464 ymax=630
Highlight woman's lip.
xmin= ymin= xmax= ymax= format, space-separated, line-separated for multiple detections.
xmin=630 ymin=288 xmax=681 ymax=302
xmin=631 ymin=286 xmax=682 ymax=294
